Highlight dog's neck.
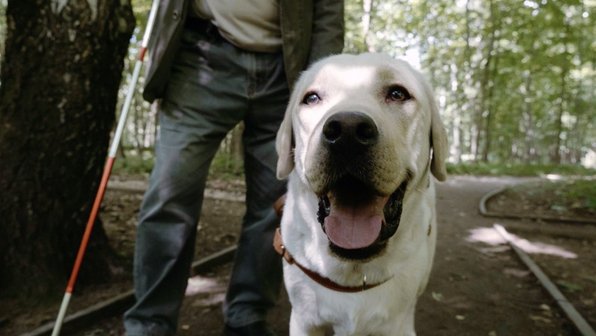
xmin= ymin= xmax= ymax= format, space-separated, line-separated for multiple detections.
xmin=273 ymin=227 xmax=391 ymax=293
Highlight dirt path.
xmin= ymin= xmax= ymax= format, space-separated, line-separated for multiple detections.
xmin=175 ymin=176 xmax=592 ymax=335
xmin=414 ymin=176 xmax=583 ymax=336
xmin=169 ymin=176 xmax=588 ymax=335
xmin=27 ymin=176 xmax=596 ymax=335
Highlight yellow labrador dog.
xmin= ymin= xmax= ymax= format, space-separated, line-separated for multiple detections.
xmin=274 ymin=53 xmax=448 ymax=336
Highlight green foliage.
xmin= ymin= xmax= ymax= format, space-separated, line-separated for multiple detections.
xmin=208 ymin=151 xmax=245 ymax=180
xmin=447 ymin=162 xmax=596 ymax=177
xmin=506 ymin=178 xmax=596 ymax=214
xmin=344 ymin=0 xmax=595 ymax=166
xmin=113 ymin=151 xmax=154 ymax=175
xmin=109 ymin=0 xmax=595 ymax=177
xmin=112 ymin=149 xmax=245 ymax=181
xmin=563 ymin=179 xmax=596 ymax=211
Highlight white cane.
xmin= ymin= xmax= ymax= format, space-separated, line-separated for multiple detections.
xmin=51 ymin=0 xmax=160 ymax=334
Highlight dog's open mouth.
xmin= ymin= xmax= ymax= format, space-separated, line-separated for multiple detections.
xmin=317 ymin=175 xmax=407 ymax=260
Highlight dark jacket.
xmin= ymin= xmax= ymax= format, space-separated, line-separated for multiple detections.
xmin=143 ymin=0 xmax=345 ymax=102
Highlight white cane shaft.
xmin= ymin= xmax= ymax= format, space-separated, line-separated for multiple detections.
xmin=51 ymin=292 xmax=72 ymax=336
xmin=142 ymin=0 xmax=160 ymax=48
xmin=108 ymin=0 xmax=159 ymax=157
xmin=108 ymin=60 xmax=143 ymax=157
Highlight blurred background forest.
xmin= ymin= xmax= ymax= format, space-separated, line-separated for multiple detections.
xmin=0 ymin=1 xmax=594 ymax=334
xmin=0 ymin=0 xmax=594 ymax=175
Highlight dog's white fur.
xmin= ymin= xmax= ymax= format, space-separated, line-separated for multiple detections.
xmin=276 ymin=53 xmax=448 ymax=336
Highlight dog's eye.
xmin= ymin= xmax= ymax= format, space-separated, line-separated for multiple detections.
xmin=386 ymin=85 xmax=412 ymax=102
xmin=302 ymin=92 xmax=321 ymax=105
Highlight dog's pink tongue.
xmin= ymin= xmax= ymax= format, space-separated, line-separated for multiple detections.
xmin=324 ymin=197 xmax=387 ymax=249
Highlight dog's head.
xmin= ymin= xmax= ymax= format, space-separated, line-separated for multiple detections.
xmin=276 ymin=53 xmax=447 ymax=260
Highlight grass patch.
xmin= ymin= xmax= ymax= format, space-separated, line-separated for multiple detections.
xmin=534 ymin=179 xmax=596 ymax=214
xmin=447 ymin=162 xmax=596 ymax=177
xmin=113 ymin=154 xmax=595 ymax=182
xmin=208 ymin=151 xmax=244 ymax=180
xmin=497 ymin=178 xmax=596 ymax=218
xmin=112 ymin=149 xmax=245 ymax=181
xmin=113 ymin=152 xmax=154 ymax=175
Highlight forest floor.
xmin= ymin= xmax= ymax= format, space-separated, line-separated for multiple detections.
xmin=1 ymin=175 xmax=595 ymax=336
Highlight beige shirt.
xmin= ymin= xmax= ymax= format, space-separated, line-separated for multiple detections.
xmin=192 ymin=0 xmax=282 ymax=53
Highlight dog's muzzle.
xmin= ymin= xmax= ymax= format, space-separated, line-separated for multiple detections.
xmin=314 ymin=111 xmax=407 ymax=260
xmin=317 ymin=178 xmax=406 ymax=261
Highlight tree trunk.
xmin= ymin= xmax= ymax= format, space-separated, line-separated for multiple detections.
xmin=553 ymin=70 xmax=568 ymax=164
xmin=362 ymin=0 xmax=375 ymax=52
xmin=481 ymin=51 xmax=499 ymax=162
xmin=552 ymin=22 xmax=572 ymax=164
xmin=479 ymin=0 xmax=499 ymax=162
xmin=0 ymin=0 xmax=135 ymax=297
xmin=522 ymin=73 xmax=536 ymax=163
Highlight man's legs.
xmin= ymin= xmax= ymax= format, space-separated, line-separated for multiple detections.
xmin=223 ymin=52 xmax=289 ymax=329
xmin=123 ymin=111 xmax=222 ymax=335
xmin=124 ymin=26 xmax=247 ymax=335
xmin=124 ymin=22 xmax=289 ymax=334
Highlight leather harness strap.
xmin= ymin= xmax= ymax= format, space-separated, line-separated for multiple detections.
xmin=273 ymin=194 xmax=286 ymax=219
xmin=272 ymin=195 xmax=390 ymax=293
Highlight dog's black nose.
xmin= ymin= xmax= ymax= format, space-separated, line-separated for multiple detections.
xmin=322 ymin=112 xmax=379 ymax=149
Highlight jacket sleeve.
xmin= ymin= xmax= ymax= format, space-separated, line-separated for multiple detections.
xmin=308 ymin=0 xmax=345 ymax=64
xmin=143 ymin=0 xmax=187 ymax=102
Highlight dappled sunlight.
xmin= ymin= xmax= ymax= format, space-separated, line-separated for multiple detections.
xmin=193 ymin=292 xmax=226 ymax=307
xmin=514 ymin=238 xmax=577 ymax=259
xmin=185 ymin=275 xmax=225 ymax=297
xmin=467 ymin=225 xmax=577 ymax=259
xmin=467 ymin=226 xmax=506 ymax=246
xmin=545 ymin=174 xmax=564 ymax=181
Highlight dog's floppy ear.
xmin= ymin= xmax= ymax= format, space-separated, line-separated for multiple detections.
xmin=429 ymin=100 xmax=448 ymax=181
xmin=415 ymin=67 xmax=448 ymax=181
xmin=404 ymin=60 xmax=448 ymax=182
xmin=276 ymin=105 xmax=294 ymax=179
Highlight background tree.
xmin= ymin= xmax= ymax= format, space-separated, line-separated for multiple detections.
xmin=344 ymin=0 xmax=594 ymax=165
xmin=0 ymin=0 xmax=135 ymax=296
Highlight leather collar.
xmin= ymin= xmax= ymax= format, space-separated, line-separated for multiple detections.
xmin=273 ymin=227 xmax=390 ymax=293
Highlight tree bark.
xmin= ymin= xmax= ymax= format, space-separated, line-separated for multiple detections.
xmin=478 ymin=0 xmax=499 ymax=162
xmin=0 ymin=0 xmax=134 ymax=297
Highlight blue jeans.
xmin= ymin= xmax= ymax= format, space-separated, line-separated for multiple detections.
xmin=123 ymin=24 xmax=288 ymax=336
